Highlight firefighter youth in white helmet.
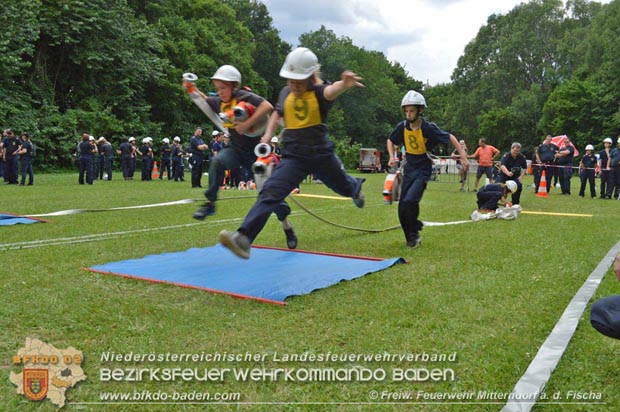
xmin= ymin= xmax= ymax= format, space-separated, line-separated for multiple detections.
xmin=186 ymin=64 xmax=297 ymax=251
xmin=387 ymin=90 xmax=469 ymax=249
xmin=217 ymin=47 xmax=366 ymax=259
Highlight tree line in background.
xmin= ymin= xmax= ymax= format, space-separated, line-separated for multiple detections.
xmin=1 ymin=0 xmax=618 ymax=170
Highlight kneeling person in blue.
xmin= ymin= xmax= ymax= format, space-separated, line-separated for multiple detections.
xmin=387 ymin=90 xmax=469 ymax=249
xmin=218 ymin=47 xmax=366 ymax=259
xmin=476 ymin=180 xmax=517 ymax=211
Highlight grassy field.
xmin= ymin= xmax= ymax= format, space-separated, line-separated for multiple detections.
xmin=1 ymin=170 xmax=619 ymax=411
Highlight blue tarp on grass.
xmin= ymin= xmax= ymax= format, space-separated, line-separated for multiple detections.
xmin=0 ymin=213 xmax=45 ymax=226
xmin=86 ymin=244 xmax=405 ymax=305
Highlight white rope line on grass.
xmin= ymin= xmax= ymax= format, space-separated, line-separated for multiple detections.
xmin=27 ymin=195 xmax=475 ymax=232
xmin=501 ymin=240 xmax=620 ymax=412
xmin=26 ymin=196 xmax=262 ymax=217
xmin=422 ymin=220 xmax=472 ymax=227
xmin=0 ymin=218 xmax=242 ymax=251
xmin=4 ymin=200 xmax=473 ymax=251
xmin=27 ymin=198 xmax=198 ymax=217
xmin=0 ymin=223 xmax=201 ymax=250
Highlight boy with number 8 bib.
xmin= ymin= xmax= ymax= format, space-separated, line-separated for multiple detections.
xmin=387 ymin=91 xmax=469 ymax=248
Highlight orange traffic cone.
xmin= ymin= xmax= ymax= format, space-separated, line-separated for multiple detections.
xmin=152 ymin=161 xmax=159 ymax=179
xmin=536 ymin=170 xmax=548 ymax=197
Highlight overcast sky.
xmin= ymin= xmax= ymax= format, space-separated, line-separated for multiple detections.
xmin=261 ymin=0 xmax=610 ymax=85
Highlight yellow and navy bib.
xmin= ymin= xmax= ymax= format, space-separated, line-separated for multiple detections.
xmin=283 ymin=90 xmax=322 ymax=129
xmin=219 ymin=98 xmax=237 ymax=129
xmin=403 ymin=128 xmax=428 ymax=155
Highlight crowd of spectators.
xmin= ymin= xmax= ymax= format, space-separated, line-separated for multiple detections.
xmin=1 ymin=129 xmax=35 ymax=185
xmin=70 ymin=129 xmax=267 ymax=189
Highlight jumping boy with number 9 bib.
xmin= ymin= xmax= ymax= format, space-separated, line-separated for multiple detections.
xmin=387 ymin=91 xmax=469 ymax=248
xmin=218 ymin=47 xmax=366 ymax=259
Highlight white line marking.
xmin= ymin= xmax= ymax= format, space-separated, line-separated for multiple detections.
xmin=501 ymin=241 xmax=620 ymax=412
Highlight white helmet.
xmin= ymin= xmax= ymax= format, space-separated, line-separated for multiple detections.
xmin=270 ymin=136 xmax=279 ymax=143
xmin=585 ymin=144 xmax=594 ymax=151
xmin=89 ymin=135 xmax=95 ymax=141
xmin=401 ymin=90 xmax=427 ymax=107
xmin=128 ymin=136 xmax=135 ymax=142
xmin=162 ymin=138 xmax=170 ymax=144
xmin=505 ymin=180 xmax=518 ymax=193
xmin=604 ymin=137 xmax=613 ymax=144
xmin=142 ymin=137 xmax=148 ymax=144
xmin=210 ymin=65 xmax=242 ymax=84
xmin=212 ymin=130 xmax=220 ymax=137
xmin=173 ymin=136 xmax=181 ymax=142
xmin=279 ymin=47 xmax=320 ymax=80
xmin=617 ymin=136 xmax=620 ymax=144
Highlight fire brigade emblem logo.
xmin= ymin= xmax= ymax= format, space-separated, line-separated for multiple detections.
xmin=10 ymin=338 xmax=86 ymax=407
xmin=23 ymin=369 xmax=49 ymax=401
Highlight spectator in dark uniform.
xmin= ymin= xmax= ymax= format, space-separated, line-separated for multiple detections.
xmin=0 ymin=129 xmax=6 ymax=181
xmin=209 ymin=130 xmax=222 ymax=160
xmin=128 ymin=137 xmax=137 ymax=178
xmin=578 ymin=144 xmax=597 ymax=198
xmin=78 ymin=133 xmax=95 ymax=185
xmin=2 ymin=129 xmax=20 ymax=184
xmin=535 ymin=135 xmax=558 ymax=193
xmin=554 ymin=136 xmax=575 ymax=195
xmin=171 ymin=136 xmax=185 ymax=182
xmin=137 ymin=137 xmax=153 ymax=181
xmin=117 ymin=137 xmax=132 ymax=180
xmin=590 ymin=252 xmax=620 ymax=340
xmin=160 ymin=138 xmax=172 ymax=180
xmin=99 ymin=137 xmax=114 ymax=180
xmin=188 ymin=127 xmax=208 ymax=188
xmin=597 ymin=137 xmax=613 ymax=198
xmin=606 ymin=137 xmax=620 ymax=199
xmin=498 ymin=142 xmax=527 ymax=205
xmin=96 ymin=137 xmax=106 ymax=179
xmin=18 ymin=132 xmax=34 ymax=185
xmin=88 ymin=135 xmax=98 ymax=179
xmin=147 ymin=137 xmax=155 ymax=178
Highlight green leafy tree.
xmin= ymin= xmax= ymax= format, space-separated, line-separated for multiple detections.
xmin=576 ymin=0 xmax=620 ymax=135
xmin=538 ymin=78 xmax=603 ymax=148
xmin=0 ymin=0 xmax=39 ymax=85
xmin=0 ymin=0 xmax=40 ymax=139
xmin=222 ymin=0 xmax=291 ymax=103
xmin=450 ymin=0 xmax=572 ymax=149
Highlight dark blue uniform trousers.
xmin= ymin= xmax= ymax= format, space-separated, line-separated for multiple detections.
xmin=591 ymin=295 xmax=620 ymax=339
xmin=208 ymin=145 xmax=292 ymax=226
xmin=205 ymin=146 xmax=255 ymax=200
xmin=399 ymin=162 xmax=431 ymax=242
xmin=79 ymin=156 xmax=94 ymax=184
xmin=239 ymin=142 xmax=363 ymax=242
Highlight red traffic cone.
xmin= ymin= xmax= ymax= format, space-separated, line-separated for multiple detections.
xmin=536 ymin=170 xmax=548 ymax=198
